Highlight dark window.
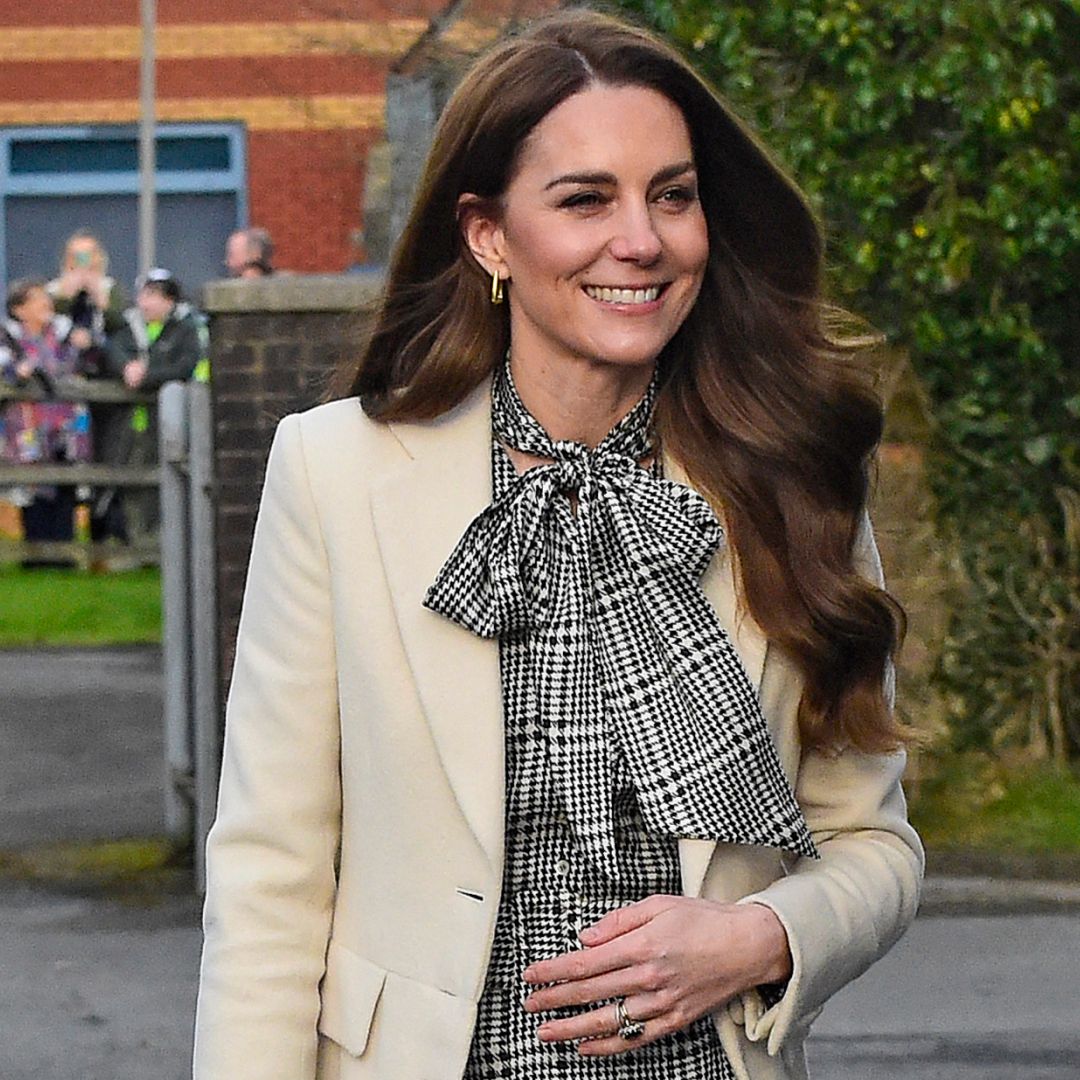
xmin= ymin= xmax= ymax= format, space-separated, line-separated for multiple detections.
xmin=10 ymin=136 xmax=231 ymax=175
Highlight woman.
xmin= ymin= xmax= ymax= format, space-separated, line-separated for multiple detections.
xmin=195 ymin=10 xmax=922 ymax=1080
xmin=48 ymin=230 xmax=127 ymax=539
xmin=0 ymin=279 xmax=92 ymax=551
xmin=48 ymin=230 xmax=127 ymax=369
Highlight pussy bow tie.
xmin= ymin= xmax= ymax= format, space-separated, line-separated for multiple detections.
xmin=425 ymin=364 xmax=816 ymax=879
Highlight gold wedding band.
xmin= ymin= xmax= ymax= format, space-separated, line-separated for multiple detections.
xmin=615 ymin=997 xmax=645 ymax=1040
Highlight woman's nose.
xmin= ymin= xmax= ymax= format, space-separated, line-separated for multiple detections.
xmin=607 ymin=203 xmax=663 ymax=264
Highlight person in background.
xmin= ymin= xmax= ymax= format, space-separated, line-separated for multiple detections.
xmin=109 ymin=268 xmax=201 ymax=393
xmin=225 ymin=227 xmax=275 ymax=278
xmin=48 ymin=230 xmax=127 ymax=374
xmin=0 ymin=279 xmax=92 ymax=555
xmin=48 ymin=230 xmax=129 ymax=540
xmin=105 ymin=268 xmax=202 ymax=543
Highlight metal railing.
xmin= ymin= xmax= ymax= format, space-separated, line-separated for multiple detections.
xmin=158 ymin=381 xmax=219 ymax=887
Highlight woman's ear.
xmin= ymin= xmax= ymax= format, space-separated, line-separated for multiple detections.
xmin=458 ymin=194 xmax=508 ymax=280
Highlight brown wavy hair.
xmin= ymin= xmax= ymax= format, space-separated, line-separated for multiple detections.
xmin=339 ymin=8 xmax=906 ymax=753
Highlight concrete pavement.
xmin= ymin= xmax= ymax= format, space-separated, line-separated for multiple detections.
xmin=0 ymin=881 xmax=199 ymax=1080
xmin=0 ymin=647 xmax=166 ymax=850
xmin=808 ymin=913 xmax=1080 ymax=1078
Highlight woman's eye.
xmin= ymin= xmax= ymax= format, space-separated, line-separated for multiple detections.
xmin=560 ymin=191 xmax=607 ymax=209
xmin=657 ymin=185 xmax=698 ymax=207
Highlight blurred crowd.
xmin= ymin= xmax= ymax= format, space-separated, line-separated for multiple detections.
xmin=0 ymin=227 xmax=274 ymax=561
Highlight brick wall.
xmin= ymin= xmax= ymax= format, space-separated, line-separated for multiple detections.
xmin=203 ymin=273 xmax=383 ymax=694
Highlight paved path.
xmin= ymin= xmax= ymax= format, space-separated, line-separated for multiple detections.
xmin=0 ymin=647 xmax=165 ymax=849
xmin=0 ymin=882 xmax=199 ymax=1080
xmin=808 ymin=912 xmax=1080 ymax=1078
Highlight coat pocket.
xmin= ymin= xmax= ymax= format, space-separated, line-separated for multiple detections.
xmin=318 ymin=940 xmax=388 ymax=1057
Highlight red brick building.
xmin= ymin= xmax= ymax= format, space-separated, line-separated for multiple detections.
xmin=0 ymin=0 xmax=553 ymax=296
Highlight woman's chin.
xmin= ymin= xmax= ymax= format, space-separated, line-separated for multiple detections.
xmin=582 ymin=342 xmax=670 ymax=370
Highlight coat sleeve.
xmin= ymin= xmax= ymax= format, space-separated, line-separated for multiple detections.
xmin=102 ymin=282 xmax=128 ymax=337
xmin=194 ymin=413 xmax=341 ymax=1079
xmin=143 ymin=317 xmax=201 ymax=389
xmin=105 ymin=326 xmax=136 ymax=378
xmin=734 ymin=519 xmax=924 ymax=1055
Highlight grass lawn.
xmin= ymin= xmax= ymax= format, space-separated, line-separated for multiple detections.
xmin=0 ymin=565 xmax=162 ymax=647
xmin=909 ymin=753 xmax=1080 ymax=876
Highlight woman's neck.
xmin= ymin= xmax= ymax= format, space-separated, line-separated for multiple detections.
xmin=508 ymin=352 xmax=655 ymax=448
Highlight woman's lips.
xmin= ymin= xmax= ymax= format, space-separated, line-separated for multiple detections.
xmin=581 ymin=283 xmax=669 ymax=312
xmin=583 ymin=284 xmax=663 ymax=305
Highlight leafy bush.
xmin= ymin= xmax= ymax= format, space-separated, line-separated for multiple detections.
xmin=616 ymin=0 xmax=1080 ymax=757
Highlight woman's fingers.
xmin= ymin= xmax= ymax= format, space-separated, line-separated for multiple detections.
xmin=579 ymin=894 xmax=677 ymax=946
xmin=537 ymin=999 xmax=623 ymax=1043
xmin=523 ymin=894 xmax=680 ymax=989
xmin=537 ymin=993 xmax=668 ymax=1048
xmin=523 ymin=895 xmax=759 ymax=1054
xmin=577 ymin=1015 xmax=673 ymax=1058
xmin=525 ymin=961 xmax=665 ymax=1013
xmin=523 ymin=935 xmax=635 ymax=988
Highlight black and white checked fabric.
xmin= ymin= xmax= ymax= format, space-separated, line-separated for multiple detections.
xmin=425 ymin=362 xmax=816 ymax=881
xmin=461 ymin=440 xmax=733 ymax=1078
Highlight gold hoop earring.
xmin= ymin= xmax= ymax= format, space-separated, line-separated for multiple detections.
xmin=490 ymin=270 xmax=504 ymax=305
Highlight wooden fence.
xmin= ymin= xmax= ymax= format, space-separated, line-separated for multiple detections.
xmin=0 ymin=378 xmax=160 ymax=566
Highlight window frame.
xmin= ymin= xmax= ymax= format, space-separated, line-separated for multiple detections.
xmin=0 ymin=122 xmax=247 ymax=295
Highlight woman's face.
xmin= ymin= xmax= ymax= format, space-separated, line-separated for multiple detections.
xmin=13 ymin=287 xmax=54 ymax=332
xmin=480 ymin=83 xmax=708 ymax=374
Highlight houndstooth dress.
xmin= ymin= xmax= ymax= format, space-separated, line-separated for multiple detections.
xmin=425 ymin=365 xmax=815 ymax=1079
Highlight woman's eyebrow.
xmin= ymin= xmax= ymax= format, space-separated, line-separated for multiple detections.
xmin=544 ymin=170 xmax=616 ymax=190
xmin=650 ymin=160 xmax=696 ymax=185
xmin=543 ymin=160 xmax=696 ymax=191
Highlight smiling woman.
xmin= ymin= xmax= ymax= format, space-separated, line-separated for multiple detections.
xmin=459 ymin=85 xmax=709 ymax=419
xmin=194 ymin=10 xmax=923 ymax=1080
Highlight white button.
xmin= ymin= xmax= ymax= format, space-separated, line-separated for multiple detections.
xmin=556 ymin=859 xmax=570 ymax=877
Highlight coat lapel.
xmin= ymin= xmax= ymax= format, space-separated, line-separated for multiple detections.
xmin=369 ymin=382 xmax=506 ymax=871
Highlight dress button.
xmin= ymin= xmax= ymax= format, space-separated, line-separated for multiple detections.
xmin=555 ymin=859 xmax=570 ymax=877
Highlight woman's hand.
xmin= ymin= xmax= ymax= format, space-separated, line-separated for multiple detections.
xmin=522 ymin=895 xmax=791 ymax=1056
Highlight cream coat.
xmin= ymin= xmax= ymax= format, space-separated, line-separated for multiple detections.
xmin=193 ymin=382 xmax=923 ymax=1080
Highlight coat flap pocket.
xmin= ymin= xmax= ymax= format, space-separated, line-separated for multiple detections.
xmin=317 ymin=940 xmax=387 ymax=1057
